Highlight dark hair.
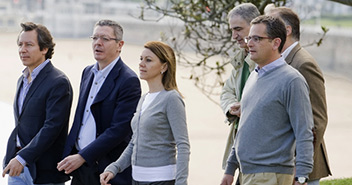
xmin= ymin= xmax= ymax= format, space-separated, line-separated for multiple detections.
xmin=228 ymin=3 xmax=260 ymax=24
xmin=19 ymin=22 xmax=55 ymax=59
xmin=95 ymin=19 xmax=123 ymax=41
xmin=268 ymin=7 xmax=300 ymax=41
xmin=144 ymin=41 xmax=182 ymax=96
xmin=251 ymin=15 xmax=287 ymax=53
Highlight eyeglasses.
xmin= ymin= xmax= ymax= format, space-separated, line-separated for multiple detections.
xmin=90 ymin=35 xmax=118 ymax=42
xmin=244 ymin=36 xmax=273 ymax=43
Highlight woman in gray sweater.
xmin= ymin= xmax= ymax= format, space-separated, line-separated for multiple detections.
xmin=100 ymin=41 xmax=190 ymax=185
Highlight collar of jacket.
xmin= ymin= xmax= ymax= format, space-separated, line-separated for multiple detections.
xmin=230 ymin=48 xmax=256 ymax=70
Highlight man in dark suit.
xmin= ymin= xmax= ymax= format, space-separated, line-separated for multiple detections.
xmin=2 ymin=22 xmax=73 ymax=185
xmin=57 ymin=19 xmax=141 ymax=185
xmin=267 ymin=7 xmax=331 ymax=185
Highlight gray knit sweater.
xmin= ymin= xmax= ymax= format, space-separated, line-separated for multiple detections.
xmin=225 ymin=62 xmax=314 ymax=178
xmin=105 ymin=90 xmax=190 ymax=185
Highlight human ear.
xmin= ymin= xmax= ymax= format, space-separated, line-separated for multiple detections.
xmin=42 ymin=48 xmax=48 ymax=56
xmin=286 ymin=25 xmax=292 ymax=36
xmin=161 ymin=63 xmax=168 ymax=73
xmin=272 ymin=38 xmax=281 ymax=51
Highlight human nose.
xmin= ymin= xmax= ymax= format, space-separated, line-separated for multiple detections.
xmin=18 ymin=45 xmax=26 ymax=53
xmin=247 ymin=38 xmax=254 ymax=47
xmin=92 ymin=40 xmax=103 ymax=49
xmin=232 ymin=29 xmax=241 ymax=39
xmin=139 ymin=59 xmax=145 ymax=67
xmin=232 ymin=31 xmax=238 ymax=40
xmin=95 ymin=39 xmax=103 ymax=45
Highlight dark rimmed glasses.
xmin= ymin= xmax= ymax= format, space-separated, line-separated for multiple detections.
xmin=90 ymin=35 xmax=119 ymax=42
xmin=244 ymin=36 xmax=273 ymax=43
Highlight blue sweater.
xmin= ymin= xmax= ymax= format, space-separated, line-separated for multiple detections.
xmin=225 ymin=62 xmax=314 ymax=178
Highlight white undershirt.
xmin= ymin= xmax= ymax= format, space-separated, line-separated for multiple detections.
xmin=133 ymin=91 xmax=176 ymax=182
xmin=132 ymin=164 xmax=176 ymax=182
xmin=140 ymin=91 xmax=160 ymax=114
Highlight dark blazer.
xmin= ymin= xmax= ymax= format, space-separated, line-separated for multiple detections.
xmin=285 ymin=44 xmax=332 ymax=180
xmin=63 ymin=58 xmax=141 ymax=184
xmin=3 ymin=61 xmax=73 ymax=184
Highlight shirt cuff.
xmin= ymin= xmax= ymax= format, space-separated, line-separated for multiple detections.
xmin=15 ymin=155 xmax=27 ymax=167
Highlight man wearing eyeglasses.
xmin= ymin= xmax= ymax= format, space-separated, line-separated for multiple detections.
xmin=266 ymin=7 xmax=331 ymax=185
xmin=220 ymin=3 xmax=259 ymax=180
xmin=221 ymin=15 xmax=314 ymax=185
xmin=57 ymin=19 xmax=141 ymax=185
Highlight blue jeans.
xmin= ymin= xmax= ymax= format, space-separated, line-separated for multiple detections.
xmin=8 ymin=166 xmax=65 ymax=185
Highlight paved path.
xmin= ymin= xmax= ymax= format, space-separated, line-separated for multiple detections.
xmin=1 ymin=33 xmax=351 ymax=184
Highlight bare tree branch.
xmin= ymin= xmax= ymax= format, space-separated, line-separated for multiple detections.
xmin=138 ymin=0 xmax=331 ymax=104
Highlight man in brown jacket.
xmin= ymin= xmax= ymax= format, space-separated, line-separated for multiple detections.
xmin=267 ymin=7 xmax=332 ymax=185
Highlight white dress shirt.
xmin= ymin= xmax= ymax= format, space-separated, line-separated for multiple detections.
xmin=77 ymin=57 xmax=119 ymax=150
xmin=281 ymin=41 xmax=298 ymax=59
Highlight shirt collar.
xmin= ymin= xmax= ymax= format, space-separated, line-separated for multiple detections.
xmin=255 ymin=57 xmax=286 ymax=77
xmin=281 ymin=41 xmax=298 ymax=59
xmin=92 ymin=56 xmax=120 ymax=77
xmin=22 ymin=59 xmax=50 ymax=79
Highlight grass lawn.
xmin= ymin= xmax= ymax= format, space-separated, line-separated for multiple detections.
xmin=321 ymin=177 xmax=352 ymax=185
xmin=302 ymin=15 xmax=352 ymax=28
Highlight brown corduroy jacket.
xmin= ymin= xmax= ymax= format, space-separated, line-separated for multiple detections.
xmin=286 ymin=43 xmax=332 ymax=180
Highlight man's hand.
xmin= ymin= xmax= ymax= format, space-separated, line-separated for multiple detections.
xmin=229 ymin=102 xmax=241 ymax=117
xmin=220 ymin=174 xmax=234 ymax=185
xmin=2 ymin=158 xmax=24 ymax=177
xmin=100 ymin=171 xmax=114 ymax=185
xmin=57 ymin=154 xmax=85 ymax=174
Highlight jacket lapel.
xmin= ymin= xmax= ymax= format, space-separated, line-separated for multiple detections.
xmin=13 ymin=76 xmax=23 ymax=120
xmin=19 ymin=62 xmax=52 ymax=118
xmin=92 ymin=59 xmax=122 ymax=104
xmin=285 ymin=43 xmax=302 ymax=65
xmin=78 ymin=68 xmax=94 ymax=109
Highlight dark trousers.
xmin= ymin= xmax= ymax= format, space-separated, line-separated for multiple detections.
xmin=132 ymin=179 xmax=175 ymax=185
xmin=71 ymin=163 xmax=100 ymax=185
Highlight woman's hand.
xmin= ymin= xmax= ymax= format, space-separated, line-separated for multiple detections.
xmin=100 ymin=171 xmax=114 ymax=185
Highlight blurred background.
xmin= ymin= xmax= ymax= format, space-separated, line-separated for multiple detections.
xmin=0 ymin=0 xmax=351 ymax=184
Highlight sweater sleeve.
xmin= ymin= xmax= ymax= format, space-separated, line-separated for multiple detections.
xmin=104 ymin=141 xmax=134 ymax=177
xmin=224 ymin=145 xmax=239 ymax=175
xmin=166 ymin=91 xmax=190 ymax=185
xmin=286 ymin=77 xmax=314 ymax=177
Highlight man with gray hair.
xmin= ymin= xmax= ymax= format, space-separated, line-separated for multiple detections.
xmin=221 ymin=15 xmax=314 ymax=185
xmin=57 ymin=19 xmax=141 ymax=185
xmin=220 ymin=3 xmax=259 ymax=183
